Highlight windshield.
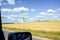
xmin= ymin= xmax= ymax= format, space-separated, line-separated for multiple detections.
xmin=1 ymin=0 xmax=60 ymax=40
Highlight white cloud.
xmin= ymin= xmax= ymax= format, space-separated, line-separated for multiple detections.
xmin=47 ymin=13 xmax=54 ymax=16
xmin=29 ymin=17 xmax=36 ymax=22
xmin=57 ymin=8 xmax=60 ymax=10
xmin=29 ymin=18 xmax=33 ymax=21
xmin=10 ymin=15 xmax=18 ymax=17
xmin=40 ymin=11 xmax=54 ymax=16
xmin=1 ymin=15 xmax=16 ymax=20
xmin=13 ymin=7 xmax=29 ymax=12
xmin=31 ymin=9 xmax=35 ymax=12
xmin=47 ymin=9 xmax=54 ymax=13
xmin=6 ymin=0 xmax=15 ymax=5
xmin=36 ymin=16 xmax=41 ymax=18
xmin=29 ymin=15 xmax=45 ymax=22
xmin=53 ymin=15 xmax=58 ymax=18
xmin=49 ymin=13 xmax=54 ymax=15
xmin=36 ymin=16 xmax=44 ymax=18
xmin=8 ymin=17 xmax=12 ymax=19
xmin=7 ymin=17 xmax=15 ymax=20
xmin=40 ymin=12 xmax=46 ymax=15
xmin=1 ymin=8 xmax=12 ymax=12
xmin=52 ymin=8 xmax=60 ymax=13
xmin=1 ymin=7 xmax=29 ymax=12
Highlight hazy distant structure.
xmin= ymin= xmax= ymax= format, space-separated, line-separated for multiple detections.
xmin=19 ymin=16 xmax=25 ymax=23
xmin=36 ymin=16 xmax=41 ymax=22
xmin=19 ymin=14 xmax=29 ymax=23
xmin=1 ymin=14 xmax=29 ymax=23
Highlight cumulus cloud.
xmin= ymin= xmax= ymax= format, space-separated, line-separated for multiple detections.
xmin=13 ymin=7 xmax=29 ymax=12
xmin=1 ymin=7 xmax=36 ymax=13
xmin=47 ymin=9 xmax=54 ymax=13
xmin=29 ymin=18 xmax=33 ymax=21
xmin=1 ymin=15 xmax=16 ymax=20
xmin=40 ymin=11 xmax=54 ymax=16
xmin=40 ymin=12 xmax=46 ymax=15
xmin=31 ymin=9 xmax=35 ymax=12
xmin=29 ymin=15 xmax=45 ymax=22
xmin=39 ymin=8 xmax=60 ymax=20
xmin=57 ymin=8 xmax=60 ymax=10
xmin=53 ymin=15 xmax=58 ymax=18
xmin=2 ymin=7 xmax=60 ymax=22
xmin=1 ymin=7 xmax=29 ymax=13
xmin=1 ymin=8 xmax=12 ymax=12
xmin=49 ymin=14 xmax=54 ymax=16
xmin=49 ymin=13 xmax=53 ymax=15
xmin=6 ymin=0 xmax=15 ymax=5
xmin=29 ymin=17 xmax=36 ymax=22
xmin=36 ymin=16 xmax=44 ymax=18
xmin=10 ymin=15 xmax=18 ymax=17
xmin=1 ymin=15 xmax=16 ymax=21
xmin=7 ymin=16 xmax=15 ymax=20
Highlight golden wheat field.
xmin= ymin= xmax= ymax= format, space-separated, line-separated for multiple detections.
xmin=2 ymin=21 xmax=60 ymax=32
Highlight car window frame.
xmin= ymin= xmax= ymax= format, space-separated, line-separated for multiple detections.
xmin=0 ymin=10 xmax=5 ymax=40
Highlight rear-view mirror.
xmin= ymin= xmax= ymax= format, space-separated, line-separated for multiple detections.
xmin=8 ymin=32 xmax=32 ymax=40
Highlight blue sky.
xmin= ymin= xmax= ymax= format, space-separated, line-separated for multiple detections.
xmin=0 ymin=0 xmax=60 ymax=23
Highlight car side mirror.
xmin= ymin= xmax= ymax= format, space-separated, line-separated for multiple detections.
xmin=8 ymin=32 xmax=32 ymax=40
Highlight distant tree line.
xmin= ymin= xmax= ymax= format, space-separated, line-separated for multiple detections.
xmin=2 ymin=23 xmax=14 ymax=24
